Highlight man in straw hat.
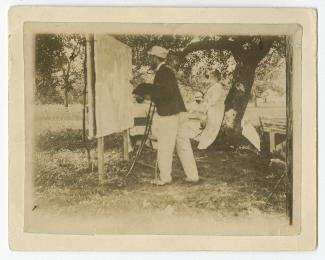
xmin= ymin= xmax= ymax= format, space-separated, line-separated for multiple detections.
xmin=133 ymin=46 xmax=199 ymax=185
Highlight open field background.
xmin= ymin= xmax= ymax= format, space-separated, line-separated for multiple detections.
xmin=34 ymin=103 xmax=286 ymax=133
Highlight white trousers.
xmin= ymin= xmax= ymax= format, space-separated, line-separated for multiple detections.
xmin=156 ymin=112 xmax=199 ymax=182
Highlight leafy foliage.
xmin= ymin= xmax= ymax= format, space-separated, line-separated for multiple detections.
xmin=35 ymin=34 xmax=64 ymax=103
xmin=115 ymin=34 xmax=193 ymax=68
xmin=35 ymin=34 xmax=86 ymax=105
xmin=35 ymin=33 xmax=286 ymax=132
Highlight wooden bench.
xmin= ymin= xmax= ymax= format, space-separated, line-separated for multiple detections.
xmin=260 ymin=117 xmax=290 ymax=206
xmin=259 ymin=117 xmax=286 ymax=155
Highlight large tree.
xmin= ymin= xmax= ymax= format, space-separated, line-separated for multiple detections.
xmin=55 ymin=35 xmax=86 ymax=108
xmin=35 ymin=34 xmax=64 ymax=104
xmin=182 ymin=36 xmax=285 ymax=145
xmin=116 ymin=34 xmax=285 ymax=146
xmin=35 ymin=34 xmax=86 ymax=107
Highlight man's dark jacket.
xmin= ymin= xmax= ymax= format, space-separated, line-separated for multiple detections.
xmin=134 ymin=64 xmax=187 ymax=116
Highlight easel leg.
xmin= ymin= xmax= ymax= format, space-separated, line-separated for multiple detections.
xmin=123 ymin=129 xmax=129 ymax=161
xmin=98 ymin=136 xmax=105 ymax=184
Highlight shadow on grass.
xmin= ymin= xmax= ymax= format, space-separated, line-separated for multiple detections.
xmin=33 ymin=128 xmax=286 ymax=216
xmin=36 ymin=128 xmax=123 ymax=152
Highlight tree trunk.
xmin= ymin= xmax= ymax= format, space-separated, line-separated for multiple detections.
xmin=215 ymin=60 xmax=258 ymax=147
xmin=63 ymin=60 xmax=71 ymax=109
xmin=64 ymin=86 xmax=69 ymax=108
xmin=180 ymin=36 xmax=277 ymax=149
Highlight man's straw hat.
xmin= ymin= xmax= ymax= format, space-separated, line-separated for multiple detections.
xmin=148 ymin=46 xmax=169 ymax=59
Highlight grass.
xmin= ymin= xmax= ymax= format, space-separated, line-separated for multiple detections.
xmin=30 ymin=103 xmax=288 ymax=234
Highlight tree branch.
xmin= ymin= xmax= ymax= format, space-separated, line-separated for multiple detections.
xmin=182 ymin=37 xmax=237 ymax=58
xmin=182 ymin=35 xmax=282 ymax=64
xmin=255 ymin=36 xmax=281 ymax=63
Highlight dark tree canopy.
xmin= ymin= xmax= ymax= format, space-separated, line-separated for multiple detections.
xmin=182 ymin=36 xmax=285 ymax=139
xmin=35 ymin=34 xmax=86 ymax=105
xmin=35 ymin=34 xmax=64 ymax=104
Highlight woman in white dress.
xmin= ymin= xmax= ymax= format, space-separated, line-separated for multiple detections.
xmin=198 ymin=70 xmax=227 ymax=150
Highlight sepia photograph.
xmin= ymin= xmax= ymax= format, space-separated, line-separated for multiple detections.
xmin=8 ymin=6 xmax=317 ymax=251
xmin=25 ymin=26 xmax=297 ymax=235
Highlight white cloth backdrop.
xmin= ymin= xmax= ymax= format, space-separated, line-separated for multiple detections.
xmin=89 ymin=35 xmax=134 ymax=138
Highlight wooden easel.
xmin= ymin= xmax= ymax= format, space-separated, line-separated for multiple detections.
xmin=85 ymin=34 xmax=129 ymax=184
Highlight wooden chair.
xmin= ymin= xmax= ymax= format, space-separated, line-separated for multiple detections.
xmin=129 ymin=111 xmax=159 ymax=179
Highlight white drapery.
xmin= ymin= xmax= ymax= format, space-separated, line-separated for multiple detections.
xmin=88 ymin=35 xmax=134 ymax=138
